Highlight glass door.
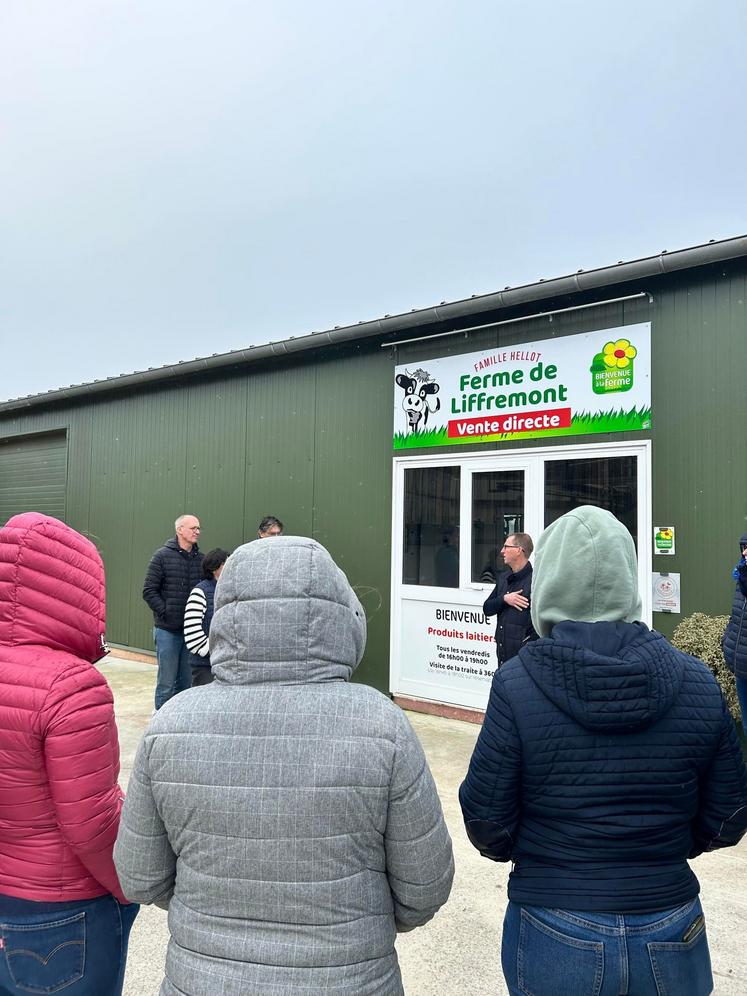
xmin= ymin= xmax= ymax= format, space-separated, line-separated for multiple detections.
xmin=391 ymin=441 xmax=650 ymax=712
xmin=544 ymin=454 xmax=638 ymax=542
xmin=470 ymin=469 xmax=527 ymax=585
xmin=402 ymin=465 xmax=461 ymax=588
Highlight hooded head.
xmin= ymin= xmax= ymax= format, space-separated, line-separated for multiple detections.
xmin=530 ymin=505 xmax=642 ymax=638
xmin=209 ymin=535 xmax=366 ymax=685
xmin=0 ymin=512 xmax=107 ymax=662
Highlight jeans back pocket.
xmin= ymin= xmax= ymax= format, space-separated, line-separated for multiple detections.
xmin=1 ymin=911 xmax=85 ymax=994
xmin=518 ymin=908 xmax=604 ymax=996
xmin=647 ymin=920 xmax=713 ymax=996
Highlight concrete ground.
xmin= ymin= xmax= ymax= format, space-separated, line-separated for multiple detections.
xmin=102 ymin=658 xmax=747 ymax=996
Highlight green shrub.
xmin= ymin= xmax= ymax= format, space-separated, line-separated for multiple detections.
xmin=671 ymin=613 xmax=740 ymax=723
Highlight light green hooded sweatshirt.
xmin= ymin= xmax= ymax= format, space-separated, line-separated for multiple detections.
xmin=530 ymin=505 xmax=642 ymax=638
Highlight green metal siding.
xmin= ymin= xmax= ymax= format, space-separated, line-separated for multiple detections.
xmin=0 ymin=431 xmax=68 ymax=523
xmin=648 ymin=269 xmax=747 ymax=639
xmin=312 ymin=346 xmax=394 ymax=689
xmin=1 ymin=261 xmax=745 ymax=684
xmin=243 ymin=363 xmax=316 ymax=539
xmin=0 ymin=349 xmax=396 ymax=682
xmin=185 ymin=377 xmax=249 ymax=550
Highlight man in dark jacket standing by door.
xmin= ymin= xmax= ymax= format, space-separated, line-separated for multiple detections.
xmin=143 ymin=514 xmax=204 ymax=710
xmin=483 ymin=532 xmax=537 ymax=666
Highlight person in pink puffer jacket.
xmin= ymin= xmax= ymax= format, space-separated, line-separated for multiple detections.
xmin=0 ymin=512 xmax=137 ymax=996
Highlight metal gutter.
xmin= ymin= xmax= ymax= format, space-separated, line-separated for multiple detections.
xmin=2 ymin=234 xmax=746 ymax=414
xmin=380 ymin=292 xmax=651 ymax=347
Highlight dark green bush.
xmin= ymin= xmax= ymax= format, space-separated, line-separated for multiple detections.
xmin=671 ymin=613 xmax=740 ymax=723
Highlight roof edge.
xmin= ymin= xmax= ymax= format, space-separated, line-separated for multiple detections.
xmin=2 ymin=233 xmax=746 ymax=414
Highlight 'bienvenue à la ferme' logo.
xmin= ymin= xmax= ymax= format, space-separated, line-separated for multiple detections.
xmin=590 ymin=337 xmax=637 ymax=394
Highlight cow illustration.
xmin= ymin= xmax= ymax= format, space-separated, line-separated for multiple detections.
xmin=395 ymin=368 xmax=441 ymax=432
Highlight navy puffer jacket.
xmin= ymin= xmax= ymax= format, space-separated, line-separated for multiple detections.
xmin=143 ymin=538 xmax=204 ymax=631
xmin=723 ymin=532 xmax=747 ymax=680
xmin=483 ymin=562 xmax=537 ymax=664
xmin=459 ymin=620 xmax=747 ymax=913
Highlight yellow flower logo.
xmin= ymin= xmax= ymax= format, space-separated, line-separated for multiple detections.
xmin=603 ymin=338 xmax=637 ymax=369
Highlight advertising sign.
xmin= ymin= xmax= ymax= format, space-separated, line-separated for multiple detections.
xmin=654 ymin=525 xmax=675 ymax=555
xmin=397 ymin=599 xmax=497 ymax=710
xmin=652 ymin=573 xmax=681 ymax=613
xmin=393 ymin=323 xmax=651 ymax=449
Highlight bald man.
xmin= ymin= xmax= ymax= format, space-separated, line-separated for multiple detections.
xmin=143 ymin=514 xmax=204 ymax=709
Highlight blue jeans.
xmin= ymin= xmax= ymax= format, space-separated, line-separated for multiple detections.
xmin=0 ymin=894 xmax=138 ymax=996
xmin=501 ymin=898 xmax=712 ymax=996
xmin=154 ymin=626 xmax=192 ymax=709
xmin=736 ymin=675 xmax=747 ymax=734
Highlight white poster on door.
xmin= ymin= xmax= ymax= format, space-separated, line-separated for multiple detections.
xmin=396 ymin=598 xmax=497 ymax=711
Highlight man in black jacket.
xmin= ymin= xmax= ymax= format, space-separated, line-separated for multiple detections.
xmin=483 ymin=532 xmax=537 ymax=666
xmin=143 ymin=514 xmax=204 ymax=710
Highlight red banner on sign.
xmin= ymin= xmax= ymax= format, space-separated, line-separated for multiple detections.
xmin=447 ymin=407 xmax=572 ymax=438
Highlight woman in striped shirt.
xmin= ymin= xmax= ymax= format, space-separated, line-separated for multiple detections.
xmin=184 ymin=548 xmax=230 ymax=686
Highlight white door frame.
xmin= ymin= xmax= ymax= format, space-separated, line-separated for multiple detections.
xmin=390 ymin=439 xmax=652 ymax=706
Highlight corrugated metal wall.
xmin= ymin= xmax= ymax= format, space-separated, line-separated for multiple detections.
xmin=0 ymin=345 xmax=394 ymax=689
xmin=1 ymin=261 xmax=745 ymax=688
xmin=0 ymin=430 xmax=68 ymax=523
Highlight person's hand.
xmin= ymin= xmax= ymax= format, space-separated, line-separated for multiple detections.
xmin=504 ymin=590 xmax=529 ymax=610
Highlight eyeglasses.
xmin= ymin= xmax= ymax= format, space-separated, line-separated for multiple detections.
xmin=501 ymin=544 xmax=521 ymax=550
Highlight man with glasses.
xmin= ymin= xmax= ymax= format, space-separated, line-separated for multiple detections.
xmin=256 ymin=515 xmax=284 ymax=538
xmin=143 ymin=514 xmax=205 ymax=709
xmin=483 ymin=532 xmax=537 ymax=667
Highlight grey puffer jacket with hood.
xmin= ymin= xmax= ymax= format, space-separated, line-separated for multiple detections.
xmin=115 ymin=536 xmax=454 ymax=996
xmin=460 ymin=506 xmax=747 ymax=913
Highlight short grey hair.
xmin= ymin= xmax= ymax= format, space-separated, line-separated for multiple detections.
xmin=175 ymin=514 xmax=197 ymax=531
xmin=508 ymin=532 xmax=534 ymax=557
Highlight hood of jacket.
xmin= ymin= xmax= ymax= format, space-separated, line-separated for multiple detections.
xmin=0 ymin=512 xmax=106 ymax=662
xmin=518 ymin=620 xmax=685 ymax=732
xmin=209 ymin=535 xmax=366 ymax=685
xmin=531 ymin=505 xmax=642 ymax=638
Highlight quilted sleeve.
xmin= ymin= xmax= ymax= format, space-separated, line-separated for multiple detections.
xmin=114 ymin=734 xmax=176 ymax=908
xmin=142 ymin=550 xmax=166 ymax=617
xmin=42 ymin=665 xmax=128 ymax=903
xmin=385 ymin=709 xmax=454 ymax=931
xmin=458 ymin=668 xmax=521 ymax=862
xmin=689 ymin=697 xmax=747 ymax=857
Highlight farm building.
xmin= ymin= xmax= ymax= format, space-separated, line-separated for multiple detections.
xmin=1 ymin=234 xmax=745 ymax=718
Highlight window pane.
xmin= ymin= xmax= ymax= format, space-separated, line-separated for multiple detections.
xmin=544 ymin=456 xmax=637 ymax=545
xmin=471 ymin=471 xmax=525 ymax=583
xmin=403 ymin=467 xmax=460 ymax=586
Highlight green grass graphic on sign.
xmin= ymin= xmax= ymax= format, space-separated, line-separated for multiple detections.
xmin=393 ymin=407 xmax=652 ymax=450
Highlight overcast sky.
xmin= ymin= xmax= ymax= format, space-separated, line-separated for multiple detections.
xmin=2 ymin=1 xmax=745 ymax=402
